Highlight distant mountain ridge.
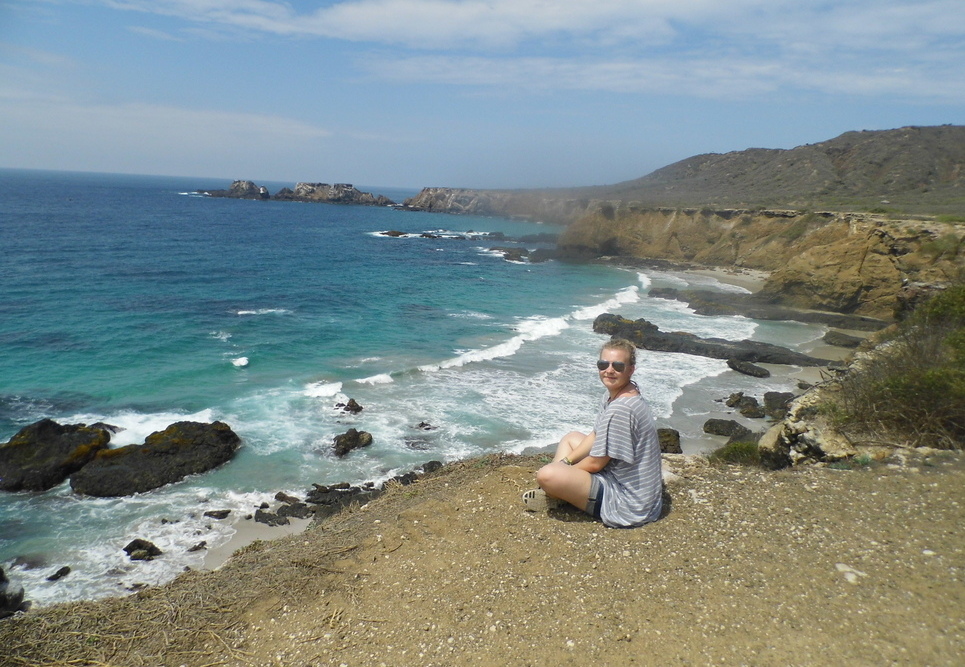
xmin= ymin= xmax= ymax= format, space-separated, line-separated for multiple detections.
xmin=584 ymin=125 xmax=965 ymax=214
xmin=403 ymin=125 xmax=965 ymax=218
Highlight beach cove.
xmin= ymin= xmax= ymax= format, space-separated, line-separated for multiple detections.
xmin=1 ymin=171 xmax=843 ymax=608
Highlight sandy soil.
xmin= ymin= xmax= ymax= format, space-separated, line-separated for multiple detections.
xmin=3 ymin=448 xmax=963 ymax=667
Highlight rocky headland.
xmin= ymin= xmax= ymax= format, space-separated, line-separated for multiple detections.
xmin=199 ymin=180 xmax=395 ymax=206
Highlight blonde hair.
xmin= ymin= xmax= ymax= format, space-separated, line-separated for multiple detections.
xmin=600 ymin=338 xmax=636 ymax=367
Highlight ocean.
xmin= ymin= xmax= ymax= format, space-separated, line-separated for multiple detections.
xmin=0 ymin=169 xmax=827 ymax=606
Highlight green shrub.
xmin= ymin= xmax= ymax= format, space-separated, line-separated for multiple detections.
xmin=707 ymin=440 xmax=762 ymax=466
xmin=836 ymin=281 xmax=965 ymax=448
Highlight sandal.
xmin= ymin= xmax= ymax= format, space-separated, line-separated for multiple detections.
xmin=522 ymin=488 xmax=561 ymax=511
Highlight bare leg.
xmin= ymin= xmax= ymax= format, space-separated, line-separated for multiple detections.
xmin=553 ymin=431 xmax=586 ymax=463
xmin=534 ymin=431 xmax=594 ymax=511
xmin=535 ymin=462 xmax=593 ymax=512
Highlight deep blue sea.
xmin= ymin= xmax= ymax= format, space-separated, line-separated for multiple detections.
xmin=0 ymin=169 xmax=827 ymax=606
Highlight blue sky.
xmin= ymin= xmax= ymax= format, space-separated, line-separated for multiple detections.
xmin=1 ymin=0 xmax=963 ymax=189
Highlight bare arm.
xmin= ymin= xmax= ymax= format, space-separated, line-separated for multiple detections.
xmin=565 ymin=431 xmax=610 ymax=473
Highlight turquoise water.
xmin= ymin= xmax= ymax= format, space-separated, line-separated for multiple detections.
xmin=0 ymin=169 xmax=826 ymax=605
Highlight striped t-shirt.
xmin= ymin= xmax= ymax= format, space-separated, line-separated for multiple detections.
xmin=590 ymin=389 xmax=663 ymax=528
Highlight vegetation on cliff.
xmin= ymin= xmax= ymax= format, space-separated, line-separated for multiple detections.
xmin=832 ymin=281 xmax=965 ymax=449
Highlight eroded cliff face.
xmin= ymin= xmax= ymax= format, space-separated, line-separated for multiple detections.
xmin=558 ymin=207 xmax=964 ymax=319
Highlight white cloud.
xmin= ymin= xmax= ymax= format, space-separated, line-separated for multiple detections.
xmin=362 ymin=52 xmax=965 ymax=102
xmin=96 ymin=0 xmax=965 ymax=53
xmin=89 ymin=0 xmax=965 ymax=102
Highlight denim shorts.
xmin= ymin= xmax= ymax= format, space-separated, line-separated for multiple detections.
xmin=586 ymin=475 xmax=604 ymax=520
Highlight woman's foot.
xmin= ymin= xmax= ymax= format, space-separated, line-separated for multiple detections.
xmin=521 ymin=488 xmax=561 ymax=511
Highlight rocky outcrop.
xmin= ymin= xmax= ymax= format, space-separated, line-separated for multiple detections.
xmin=332 ymin=428 xmax=373 ymax=457
xmin=69 ymin=422 xmax=241 ymax=497
xmin=123 ymin=539 xmax=162 ymax=562
xmin=0 ymin=419 xmax=111 ymax=492
xmin=199 ymin=181 xmax=394 ymax=206
xmin=657 ymin=428 xmax=682 ymax=454
xmin=561 ymin=207 xmax=963 ymax=320
xmin=758 ymin=391 xmax=857 ymax=469
xmin=593 ymin=314 xmax=832 ymax=366
xmin=727 ymin=358 xmax=770 ymax=378
xmin=199 ymin=180 xmax=270 ymax=200
xmin=273 ymin=182 xmax=394 ymax=206
xmin=0 ymin=568 xmax=29 ymax=619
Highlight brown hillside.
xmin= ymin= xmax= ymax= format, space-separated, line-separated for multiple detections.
xmin=589 ymin=125 xmax=965 ymax=214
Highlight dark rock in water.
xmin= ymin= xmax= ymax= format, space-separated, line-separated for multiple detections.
xmin=203 ymin=509 xmax=231 ymax=520
xmin=187 ymin=541 xmax=207 ymax=552
xmin=527 ymin=248 xmax=560 ymax=263
xmin=422 ymin=460 xmax=443 ymax=474
xmin=89 ymin=422 xmax=123 ymax=434
xmin=727 ymin=358 xmax=770 ymax=378
xmin=46 ymin=566 xmax=70 ymax=582
xmin=199 ymin=180 xmax=270 ymax=200
xmin=124 ymin=538 xmax=162 ymax=561
xmin=764 ymin=392 xmax=795 ymax=419
xmin=336 ymin=398 xmax=364 ymax=414
xmin=658 ymin=428 xmax=683 ymax=454
xmin=414 ymin=421 xmax=437 ymax=431
xmin=0 ymin=419 xmax=111 ymax=492
xmin=0 ymin=567 xmax=30 ymax=619
xmin=277 ymin=502 xmax=313 ymax=520
xmin=254 ymin=508 xmax=289 ymax=527
xmin=823 ymin=330 xmax=864 ymax=348
xmin=490 ymin=246 xmax=529 ymax=262
xmin=11 ymin=555 xmax=47 ymax=570
xmin=593 ymin=314 xmax=832 ymax=367
xmin=333 ymin=428 xmax=373 ymax=457
xmin=380 ymin=230 xmax=407 ymax=237
xmin=703 ymin=419 xmax=753 ymax=440
xmin=69 ymin=421 xmax=240 ymax=497
xmin=275 ymin=491 xmax=301 ymax=504
xmin=723 ymin=392 xmax=765 ymax=418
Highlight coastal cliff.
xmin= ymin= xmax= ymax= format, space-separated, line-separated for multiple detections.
xmin=559 ymin=207 xmax=963 ymax=319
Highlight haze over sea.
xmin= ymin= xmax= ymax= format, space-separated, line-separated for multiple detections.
xmin=0 ymin=169 xmax=826 ymax=606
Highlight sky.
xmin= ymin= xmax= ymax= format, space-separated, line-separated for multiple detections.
xmin=0 ymin=1 xmax=963 ymax=189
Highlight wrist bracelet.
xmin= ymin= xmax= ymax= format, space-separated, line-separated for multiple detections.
xmin=561 ymin=457 xmax=574 ymax=465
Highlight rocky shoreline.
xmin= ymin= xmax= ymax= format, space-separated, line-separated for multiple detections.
xmin=0 ymin=265 xmax=878 ymax=613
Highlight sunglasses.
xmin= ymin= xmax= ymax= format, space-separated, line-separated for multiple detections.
xmin=596 ymin=360 xmax=628 ymax=372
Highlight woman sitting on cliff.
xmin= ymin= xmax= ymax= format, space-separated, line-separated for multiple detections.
xmin=523 ymin=338 xmax=663 ymax=527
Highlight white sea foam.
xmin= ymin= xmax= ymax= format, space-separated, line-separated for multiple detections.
xmin=231 ymin=357 xmax=249 ymax=368
xmin=419 ymin=315 xmax=570 ymax=372
xmin=211 ymin=331 xmax=232 ymax=342
xmin=236 ymin=308 xmax=291 ymax=316
xmin=65 ymin=409 xmax=215 ymax=447
xmin=356 ymin=373 xmax=394 ymax=385
xmin=304 ymin=381 xmax=343 ymax=397
xmin=449 ymin=310 xmax=493 ymax=320
xmin=572 ymin=285 xmax=640 ymax=320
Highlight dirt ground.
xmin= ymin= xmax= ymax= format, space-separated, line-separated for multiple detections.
xmin=2 ymin=449 xmax=964 ymax=667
